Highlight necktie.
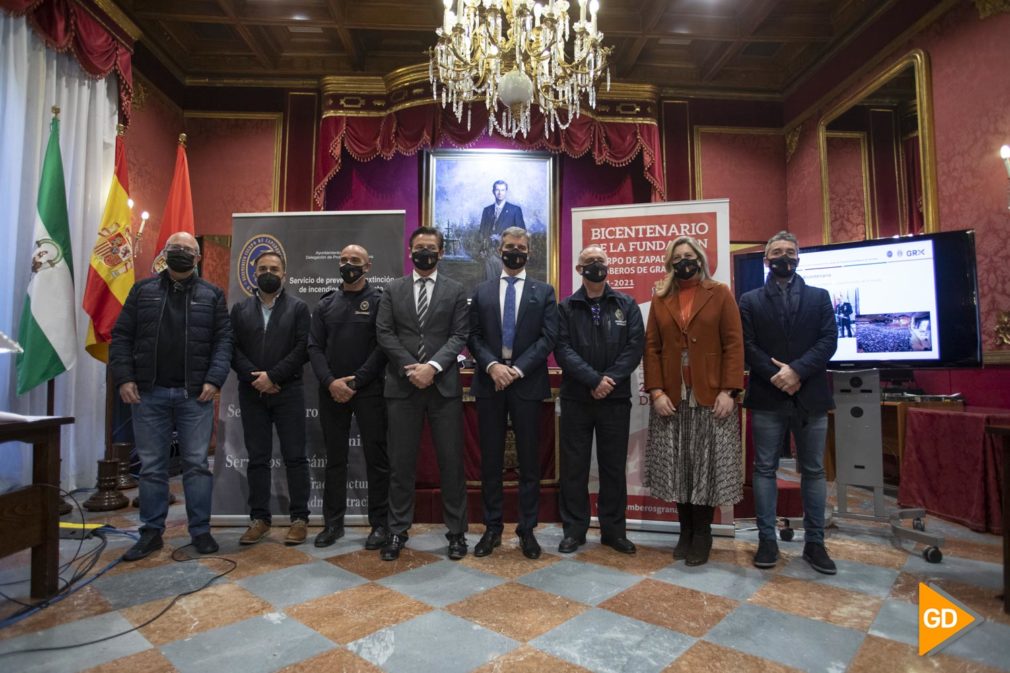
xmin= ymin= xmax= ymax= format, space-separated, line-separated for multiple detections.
xmin=416 ymin=278 xmax=429 ymax=362
xmin=502 ymin=276 xmax=518 ymax=355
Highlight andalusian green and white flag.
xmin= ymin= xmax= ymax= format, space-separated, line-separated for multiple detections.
xmin=16 ymin=112 xmax=78 ymax=395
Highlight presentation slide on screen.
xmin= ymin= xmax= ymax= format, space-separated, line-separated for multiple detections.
xmin=799 ymin=240 xmax=940 ymax=362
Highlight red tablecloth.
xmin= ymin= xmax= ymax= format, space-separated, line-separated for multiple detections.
xmin=899 ymin=406 xmax=1010 ymax=533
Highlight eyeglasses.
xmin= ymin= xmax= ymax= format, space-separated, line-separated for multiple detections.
xmin=165 ymin=244 xmax=197 ymax=254
xmin=590 ymin=302 xmax=602 ymax=327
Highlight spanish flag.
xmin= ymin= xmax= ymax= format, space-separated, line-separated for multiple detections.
xmin=83 ymin=125 xmax=134 ymax=363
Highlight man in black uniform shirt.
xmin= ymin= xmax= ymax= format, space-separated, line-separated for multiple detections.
xmin=230 ymin=250 xmax=312 ymax=546
xmin=308 ymin=244 xmax=390 ymax=549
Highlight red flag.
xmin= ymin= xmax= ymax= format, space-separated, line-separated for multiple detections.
xmin=154 ymin=133 xmax=194 ymax=254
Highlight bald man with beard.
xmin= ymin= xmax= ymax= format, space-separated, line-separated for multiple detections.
xmin=111 ymin=232 xmax=233 ymax=561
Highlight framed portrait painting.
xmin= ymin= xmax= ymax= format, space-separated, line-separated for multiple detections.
xmin=423 ymin=149 xmax=558 ymax=296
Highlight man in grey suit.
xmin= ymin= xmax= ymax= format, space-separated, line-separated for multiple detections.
xmin=376 ymin=226 xmax=471 ymax=561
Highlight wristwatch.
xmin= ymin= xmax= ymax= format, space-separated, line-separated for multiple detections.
xmin=725 ymin=389 xmax=740 ymax=399
xmin=346 ymin=379 xmax=357 ymax=390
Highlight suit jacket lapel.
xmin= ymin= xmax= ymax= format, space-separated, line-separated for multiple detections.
xmin=686 ymin=283 xmax=714 ymax=327
xmin=514 ymin=279 xmax=533 ymax=333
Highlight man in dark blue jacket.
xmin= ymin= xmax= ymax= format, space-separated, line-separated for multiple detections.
xmin=110 ymin=232 xmax=232 ymax=561
xmin=468 ymin=227 xmax=558 ymax=559
xmin=555 ymin=244 xmax=644 ymax=555
xmin=308 ymin=243 xmax=389 ymax=549
xmin=739 ymin=230 xmax=838 ymax=574
xmin=230 ymin=251 xmax=311 ymax=547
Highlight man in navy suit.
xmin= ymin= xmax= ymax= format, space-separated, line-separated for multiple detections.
xmin=478 ymin=180 xmax=526 ymax=281
xmin=468 ymin=226 xmax=558 ymax=559
xmin=739 ymin=230 xmax=838 ymax=575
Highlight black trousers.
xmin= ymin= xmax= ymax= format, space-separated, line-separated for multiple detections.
xmin=386 ymin=388 xmax=468 ymax=535
xmin=476 ymin=390 xmax=543 ymax=535
xmin=318 ymin=389 xmax=389 ymax=529
xmin=558 ymin=397 xmax=632 ymax=539
xmin=238 ymin=384 xmax=310 ymax=523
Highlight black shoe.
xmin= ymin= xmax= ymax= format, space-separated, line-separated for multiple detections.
xmin=192 ymin=532 xmax=219 ymax=554
xmin=447 ymin=533 xmax=468 ymax=560
xmin=314 ymin=525 xmax=345 ymax=548
xmin=685 ymin=533 xmax=712 ymax=566
xmin=518 ymin=531 xmax=541 ymax=560
xmin=364 ymin=526 xmax=389 ymax=551
xmin=557 ymin=535 xmax=586 ymax=554
xmin=753 ymin=538 xmax=780 ymax=569
xmin=474 ymin=530 xmax=502 ymax=557
xmin=122 ymin=529 xmax=163 ymax=562
xmin=381 ymin=533 xmax=408 ymax=561
xmin=601 ymin=535 xmax=637 ymax=555
xmin=803 ymin=542 xmax=837 ymax=575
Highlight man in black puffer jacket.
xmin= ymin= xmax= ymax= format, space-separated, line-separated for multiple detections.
xmin=230 ymin=250 xmax=311 ymax=547
xmin=110 ymin=232 xmax=232 ymax=561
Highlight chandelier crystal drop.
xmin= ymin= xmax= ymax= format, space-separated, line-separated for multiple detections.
xmin=429 ymin=0 xmax=612 ymax=138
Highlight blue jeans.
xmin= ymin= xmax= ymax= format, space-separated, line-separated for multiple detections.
xmin=751 ymin=410 xmax=828 ymax=544
xmin=132 ymin=385 xmax=215 ymax=536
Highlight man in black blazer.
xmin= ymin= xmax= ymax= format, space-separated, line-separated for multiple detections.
xmin=478 ymin=180 xmax=526 ymax=281
xmin=468 ymin=227 xmax=558 ymax=559
xmin=739 ymin=230 xmax=838 ymax=575
xmin=375 ymin=226 xmax=470 ymax=561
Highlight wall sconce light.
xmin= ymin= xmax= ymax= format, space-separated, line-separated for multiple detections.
xmin=1001 ymin=145 xmax=1010 ymax=210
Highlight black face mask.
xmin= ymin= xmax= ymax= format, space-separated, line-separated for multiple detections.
xmin=340 ymin=263 xmax=365 ymax=285
xmin=769 ymin=256 xmax=798 ymax=278
xmin=581 ymin=261 xmax=608 ymax=283
xmin=411 ymin=249 xmax=439 ymax=271
xmin=672 ymin=258 xmax=700 ymax=280
xmin=256 ymin=272 xmax=282 ymax=294
xmin=165 ymin=249 xmax=196 ymax=273
xmin=501 ymin=249 xmax=528 ymax=271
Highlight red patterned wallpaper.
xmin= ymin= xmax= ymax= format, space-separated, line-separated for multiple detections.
xmin=696 ymin=129 xmax=786 ymax=242
xmin=785 ymin=123 xmax=823 ymax=247
xmin=184 ymin=114 xmax=281 ymax=237
xmin=126 ymin=74 xmax=183 ymax=277
xmin=826 ymin=134 xmax=868 ymax=243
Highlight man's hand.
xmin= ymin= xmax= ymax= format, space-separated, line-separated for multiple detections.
xmin=592 ymin=376 xmax=616 ymax=400
xmin=119 ymin=382 xmax=141 ymax=404
xmin=328 ymin=376 xmax=356 ymax=403
xmin=251 ymin=371 xmax=277 ymax=394
xmin=198 ymin=383 xmax=219 ymax=402
xmin=489 ymin=363 xmax=518 ymax=391
xmin=405 ymin=363 xmax=436 ymax=389
xmin=770 ymin=358 xmax=801 ymax=395
xmin=651 ymin=391 xmax=676 ymax=417
xmin=713 ymin=391 xmax=736 ymax=419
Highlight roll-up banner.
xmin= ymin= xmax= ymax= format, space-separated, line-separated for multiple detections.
xmin=569 ymin=199 xmax=733 ymax=533
xmin=211 ymin=211 xmax=405 ymax=525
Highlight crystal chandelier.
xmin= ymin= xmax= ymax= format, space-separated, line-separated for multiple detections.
xmin=429 ymin=0 xmax=612 ymax=138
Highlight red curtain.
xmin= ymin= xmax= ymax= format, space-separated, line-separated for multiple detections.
xmin=1 ymin=0 xmax=134 ymax=124
xmin=314 ymin=103 xmax=665 ymax=208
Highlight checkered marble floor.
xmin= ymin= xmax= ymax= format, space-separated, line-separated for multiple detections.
xmin=1 ymin=480 xmax=1007 ymax=673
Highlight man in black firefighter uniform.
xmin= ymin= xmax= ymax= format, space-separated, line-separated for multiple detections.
xmin=308 ymin=243 xmax=390 ymax=549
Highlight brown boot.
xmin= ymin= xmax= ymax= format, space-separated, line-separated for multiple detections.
xmin=673 ymin=502 xmax=693 ymax=560
xmin=240 ymin=519 xmax=271 ymax=545
xmin=285 ymin=519 xmax=308 ymax=546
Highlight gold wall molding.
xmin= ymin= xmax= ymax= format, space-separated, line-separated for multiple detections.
xmin=89 ymin=0 xmax=143 ymax=41
xmin=973 ymin=0 xmax=1010 ymax=18
xmin=785 ymin=124 xmax=802 ymax=163
xmin=183 ymin=111 xmax=284 ymax=212
xmin=816 ymin=49 xmax=939 ymax=244
xmin=995 ymin=311 xmax=1010 ymax=346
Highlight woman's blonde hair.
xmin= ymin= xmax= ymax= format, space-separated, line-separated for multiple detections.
xmin=655 ymin=236 xmax=711 ymax=297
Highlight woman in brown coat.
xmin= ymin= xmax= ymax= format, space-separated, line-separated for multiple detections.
xmin=644 ymin=235 xmax=744 ymax=565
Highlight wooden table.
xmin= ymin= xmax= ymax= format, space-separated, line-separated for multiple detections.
xmin=984 ymin=423 xmax=1010 ymax=615
xmin=0 ymin=416 xmax=74 ymax=598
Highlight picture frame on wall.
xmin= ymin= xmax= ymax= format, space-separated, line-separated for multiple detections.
xmin=423 ymin=149 xmax=559 ymax=296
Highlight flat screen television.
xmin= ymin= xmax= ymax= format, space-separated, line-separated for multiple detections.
xmin=733 ymin=230 xmax=981 ymax=369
